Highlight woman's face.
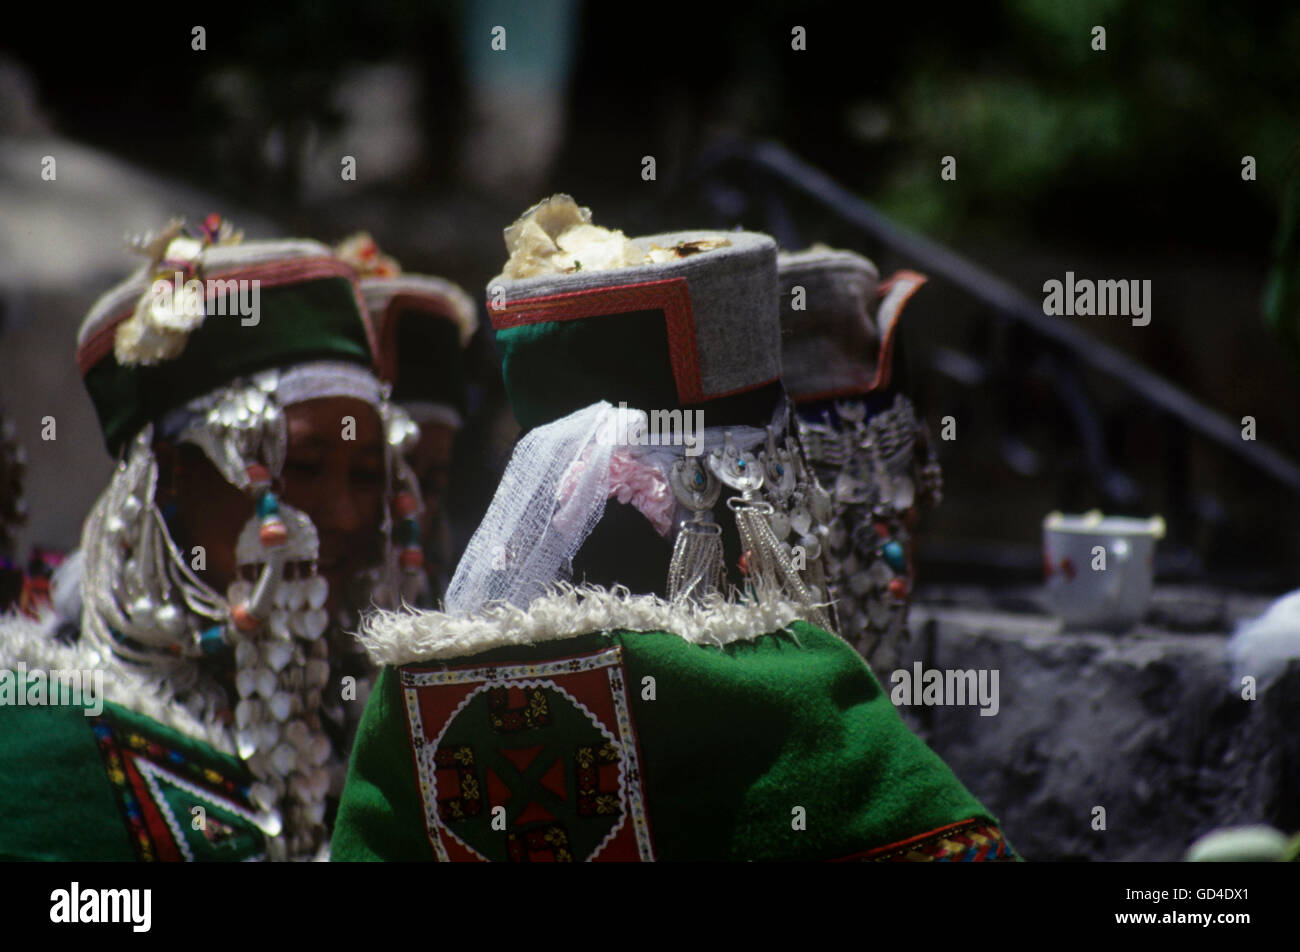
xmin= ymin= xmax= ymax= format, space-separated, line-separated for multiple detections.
xmin=159 ymin=396 xmax=386 ymax=615
xmin=408 ymin=420 xmax=456 ymax=537
xmin=407 ymin=419 xmax=457 ymax=585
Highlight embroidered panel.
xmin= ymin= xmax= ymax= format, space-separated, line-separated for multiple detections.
xmin=399 ymin=646 xmax=654 ymax=861
xmin=91 ymin=710 xmax=265 ymax=862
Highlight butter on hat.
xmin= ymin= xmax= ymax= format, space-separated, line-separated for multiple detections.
xmin=487 ymin=197 xmax=779 ymax=430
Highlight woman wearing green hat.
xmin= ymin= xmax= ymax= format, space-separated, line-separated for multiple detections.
xmin=0 ymin=218 xmax=425 ymax=861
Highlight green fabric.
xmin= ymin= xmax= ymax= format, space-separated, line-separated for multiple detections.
xmin=0 ymin=682 xmax=135 ymax=861
xmin=331 ymin=665 xmax=434 ymax=861
xmin=333 ymin=621 xmax=1003 ymax=861
xmin=96 ymin=703 xmax=264 ymax=862
xmin=0 ymin=678 xmax=262 ymax=861
xmin=85 ymin=276 xmax=372 ymax=455
xmin=495 ymin=310 xmax=680 ymax=430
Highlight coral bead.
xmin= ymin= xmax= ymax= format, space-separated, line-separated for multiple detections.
xmin=259 ymin=518 xmax=288 ymax=547
xmin=230 ymin=602 xmax=261 ymax=633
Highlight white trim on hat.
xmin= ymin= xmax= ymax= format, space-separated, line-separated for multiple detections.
xmin=362 ymin=275 xmax=478 ymax=347
xmin=400 ymin=400 xmax=463 ymax=429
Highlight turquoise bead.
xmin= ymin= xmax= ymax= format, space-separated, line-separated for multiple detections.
xmin=256 ymin=493 xmax=279 ymax=518
xmin=199 ymin=626 xmax=226 ymax=655
xmin=397 ymin=518 xmax=421 ymax=547
xmin=882 ymin=539 xmax=905 ymax=572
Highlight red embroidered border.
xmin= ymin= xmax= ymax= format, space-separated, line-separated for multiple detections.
xmin=833 ymin=817 xmax=1015 ymax=862
xmin=76 ymin=257 xmax=376 ymax=375
xmin=91 ymin=714 xmax=253 ymax=862
xmin=487 ymin=278 xmax=705 ymax=404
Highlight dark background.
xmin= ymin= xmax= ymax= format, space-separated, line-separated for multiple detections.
xmin=2 ymin=0 xmax=1298 ymax=590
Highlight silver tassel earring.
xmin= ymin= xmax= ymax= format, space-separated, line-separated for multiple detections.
xmin=785 ymin=441 xmax=838 ymax=634
xmin=666 ymin=456 xmax=724 ymax=602
xmin=79 ymin=426 xmax=227 ymax=715
xmin=710 ymin=432 xmax=834 ymax=631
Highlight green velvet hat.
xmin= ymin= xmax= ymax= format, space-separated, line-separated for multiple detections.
xmin=77 ymin=221 xmax=378 ymax=457
xmin=487 ymin=229 xmax=782 ymax=430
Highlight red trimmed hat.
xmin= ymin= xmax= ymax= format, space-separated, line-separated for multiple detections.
xmin=486 ymin=214 xmax=782 ymax=430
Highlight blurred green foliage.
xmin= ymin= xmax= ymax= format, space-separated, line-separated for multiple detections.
xmin=869 ymin=0 xmax=1299 ymax=249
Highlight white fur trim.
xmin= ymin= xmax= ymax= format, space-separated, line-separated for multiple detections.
xmin=357 ymin=583 xmax=813 ymax=667
xmin=0 ymin=610 xmax=235 ymax=755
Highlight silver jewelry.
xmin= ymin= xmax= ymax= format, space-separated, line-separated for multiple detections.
xmin=666 ymin=457 xmax=725 ymax=602
xmin=706 ymin=431 xmax=834 ymax=632
xmin=796 ymin=393 xmax=941 ymax=673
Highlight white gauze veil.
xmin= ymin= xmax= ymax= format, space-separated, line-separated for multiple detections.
xmin=444 ymin=401 xmax=618 ymax=614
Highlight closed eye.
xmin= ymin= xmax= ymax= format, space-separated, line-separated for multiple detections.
xmin=284 ymin=458 xmax=324 ymax=475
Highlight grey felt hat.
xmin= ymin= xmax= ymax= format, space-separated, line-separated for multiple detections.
xmin=487 ymin=230 xmax=781 ymax=430
xmin=777 ymin=246 xmax=927 ymax=402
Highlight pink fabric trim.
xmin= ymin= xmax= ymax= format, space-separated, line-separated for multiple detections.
xmin=556 ymin=447 xmax=675 ymax=538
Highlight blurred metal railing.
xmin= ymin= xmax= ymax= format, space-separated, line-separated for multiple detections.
xmin=640 ymin=139 xmax=1300 ymax=582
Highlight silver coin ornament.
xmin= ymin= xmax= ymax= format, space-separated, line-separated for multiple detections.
xmin=707 ymin=433 xmax=764 ymax=494
xmin=225 ymin=492 xmax=335 ymax=859
xmin=796 ymin=393 xmax=941 ymax=668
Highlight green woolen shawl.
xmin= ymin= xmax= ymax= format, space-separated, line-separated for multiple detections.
xmin=332 ymin=620 xmax=1014 ymax=862
xmin=0 ymin=680 xmax=264 ymax=862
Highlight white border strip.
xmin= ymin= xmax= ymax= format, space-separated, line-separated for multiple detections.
xmin=359 ymin=584 xmax=810 ymax=668
xmin=135 ymin=757 xmax=269 ymax=861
